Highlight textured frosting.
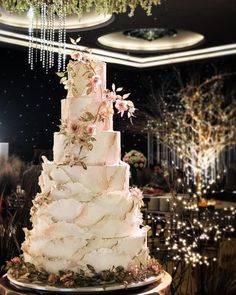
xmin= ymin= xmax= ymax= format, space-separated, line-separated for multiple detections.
xmin=30 ymin=191 xmax=143 ymax=236
xmin=39 ymin=161 xmax=130 ymax=198
xmin=61 ymin=97 xmax=113 ymax=131
xmin=22 ymin=231 xmax=149 ymax=273
xmin=67 ymin=59 xmax=106 ymax=98
xmin=22 ymin=58 xmax=150 ymax=275
xmin=53 ymin=131 xmax=120 ymax=165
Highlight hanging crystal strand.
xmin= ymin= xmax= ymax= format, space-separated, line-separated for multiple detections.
xmin=48 ymin=4 xmax=56 ymax=69
xmin=28 ymin=6 xmax=34 ymax=70
xmin=34 ymin=8 xmax=39 ymax=64
xmin=48 ymin=5 xmax=53 ymax=69
xmin=57 ymin=0 xmax=64 ymax=72
xmin=46 ymin=5 xmax=50 ymax=74
xmin=51 ymin=10 xmax=56 ymax=68
xmin=62 ymin=3 xmax=67 ymax=72
xmin=40 ymin=3 xmax=43 ymax=63
xmin=40 ymin=2 xmax=47 ymax=68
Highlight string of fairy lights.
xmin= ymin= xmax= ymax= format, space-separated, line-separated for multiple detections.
xmin=134 ymin=75 xmax=236 ymax=277
xmin=145 ymin=196 xmax=236 ymax=268
xmin=129 ymin=75 xmax=236 ymax=198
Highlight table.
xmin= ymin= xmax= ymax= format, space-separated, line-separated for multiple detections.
xmin=0 ymin=272 xmax=172 ymax=295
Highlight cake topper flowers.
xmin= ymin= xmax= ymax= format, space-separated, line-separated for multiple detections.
xmin=56 ymin=37 xmax=136 ymax=168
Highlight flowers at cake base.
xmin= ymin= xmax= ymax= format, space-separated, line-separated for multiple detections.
xmin=7 ymin=256 xmax=163 ymax=288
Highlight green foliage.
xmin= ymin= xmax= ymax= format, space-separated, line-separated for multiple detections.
xmin=0 ymin=0 xmax=161 ymax=17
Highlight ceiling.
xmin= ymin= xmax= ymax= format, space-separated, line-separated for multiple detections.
xmin=0 ymin=0 xmax=236 ymax=68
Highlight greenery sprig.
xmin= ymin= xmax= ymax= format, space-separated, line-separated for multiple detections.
xmin=7 ymin=256 xmax=163 ymax=288
xmin=0 ymin=0 xmax=161 ymax=17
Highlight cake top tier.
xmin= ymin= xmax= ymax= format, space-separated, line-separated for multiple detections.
xmin=58 ymin=49 xmax=136 ymax=122
xmin=66 ymin=57 xmax=106 ymax=99
xmin=56 ymin=49 xmax=136 ymax=167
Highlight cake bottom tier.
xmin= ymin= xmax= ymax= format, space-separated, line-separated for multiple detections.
xmin=22 ymin=231 xmax=149 ymax=274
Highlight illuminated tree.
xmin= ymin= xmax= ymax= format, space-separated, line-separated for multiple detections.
xmin=134 ymin=75 xmax=236 ymax=194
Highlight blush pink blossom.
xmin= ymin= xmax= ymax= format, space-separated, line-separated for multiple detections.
xmin=87 ymin=124 xmax=96 ymax=136
xmin=88 ymin=75 xmax=102 ymax=92
xmin=68 ymin=120 xmax=81 ymax=134
xmin=71 ymin=51 xmax=83 ymax=61
xmin=115 ymin=99 xmax=128 ymax=116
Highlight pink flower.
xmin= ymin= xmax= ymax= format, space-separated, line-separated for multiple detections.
xmin=87 ymin=75 xmax=102 ymax=92
xmin=87 ymin=124 xmax=96 ymax=136
xmin=103 ymin=89 xmax=117 ymax=102
xmin=71 ymin=51 xmax=83 ymax=61
xmin=109 ymin=91 xmax=117 ymax=101
xmin=115 ymin=99 xmax=128 ymax=116
xmin=68 ymin=120 xmax=81 ymax=134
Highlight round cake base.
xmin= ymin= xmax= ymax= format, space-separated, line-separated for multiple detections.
xmin=7 ymin=272 xmax=165 ymax=294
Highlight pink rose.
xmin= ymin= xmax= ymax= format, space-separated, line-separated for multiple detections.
xmin=87 ymin=75 xmax=102 ymax=92
xmin=87 ymin=124 xmax=96 ymax=136
xmin=71 ymin=51 xmax=83 ymax=61
xmin=115 ymin=99 xmax=128 ymax=116
xmin=104 ymin=89 xmax=117 ymax=101
xmin=68 ymin=120 xmax=81 ymax=134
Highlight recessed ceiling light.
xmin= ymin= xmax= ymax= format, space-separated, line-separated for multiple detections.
xmin=97 ymin=28 xmax=204 ymax=52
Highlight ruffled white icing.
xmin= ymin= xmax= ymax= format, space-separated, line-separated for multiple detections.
xmin=30 ymin=193 xmax=143 ymax=238
xmin=22 ymin=230 xmax=149 ymax=273
xmin=39 ymin=162 xmax=130 ymax=197
xmin=53 ymin=131 xmax=120 ymax=165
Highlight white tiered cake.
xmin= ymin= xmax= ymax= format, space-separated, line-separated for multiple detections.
xmin=21 ymin=54 xmax=151 ymax=276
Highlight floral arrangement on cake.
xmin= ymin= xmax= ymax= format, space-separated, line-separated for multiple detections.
xmin=7 ymin=257 xmax=163 ymax=288
xmin=123 ymin=150 xmax=147 ymax=169
xmin=56 ymin=38 xmax=136 ymax=168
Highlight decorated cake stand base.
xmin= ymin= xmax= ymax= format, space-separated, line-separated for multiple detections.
xmin=0 ymin=272 xmax=171 ymax=295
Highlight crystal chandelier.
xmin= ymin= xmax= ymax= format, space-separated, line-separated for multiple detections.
xmin=0 ymin=0 xmax=161 ymax=71
xmin=27 ymin=0 xmax=67 ymax=72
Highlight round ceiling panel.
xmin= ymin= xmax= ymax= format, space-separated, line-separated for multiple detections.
xmin=97 ymin=28 xmax=204 ymax=52
xmin=0 ymin=8 xmax=113 ymax=30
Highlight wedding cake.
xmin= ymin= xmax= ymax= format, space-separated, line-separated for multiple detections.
xmin=8 ymin=48 xmax=162 ymax=287
xmin=21 ymin=51 xmax=150 ymax=276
